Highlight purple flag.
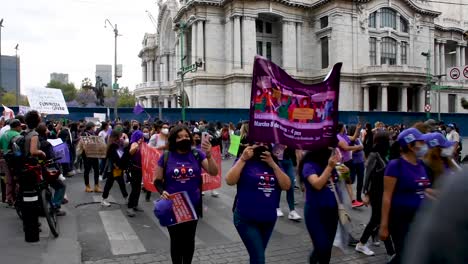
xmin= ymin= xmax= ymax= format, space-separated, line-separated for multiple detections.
xmin=248 ymin=56 xmax=342 ymax=150
xmin=133 ymin=103 xmax=144 ymax=115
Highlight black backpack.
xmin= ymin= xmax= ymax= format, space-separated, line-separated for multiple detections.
xmin=4 ymin=131 xmax=28 ymax=173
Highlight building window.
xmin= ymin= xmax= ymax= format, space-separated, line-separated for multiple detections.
xmin=321 ymin=37 xmax=329 ymax=69
xmin=166 ymin=55 xmax=170 ymax=81
xmin=401 ymin=42 xmax=408 ymax=65
xmin=256 ymin=20 xmax=263 ymax=33
xmin=380 ymin=8 xmax=396 ymax=29
xmin=168 ymin=100 xmax=172 ymax=109
xmin=257 ymin=41 xmax=263 ymax=56
xmin=400 ymin=17 xmax=408 ymax=33
xmin=448 ymin=94 xmax=456 ymax=113
xmin=266 ymin=42 xmax=272 ymax=60
xmin=381 ymin=37 xmax=397 ymax=65
xmin=265 ymin=22 xmax=272 ymax=34
xmin=320 ymin=16 xmax=329 ymax=29
xmin=368 ymin=12 xmax=376 ymax=28
xmin=369 ymin=38 xmax=377 ymax=65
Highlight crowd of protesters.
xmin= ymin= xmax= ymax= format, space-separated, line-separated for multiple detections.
xmin=0 ymin=111 xmax=465 ymax=264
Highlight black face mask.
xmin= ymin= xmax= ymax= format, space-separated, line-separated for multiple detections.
xmin=176 ymin=139 xmax=192 ymax=152
xmin=133 ymin=126 xmax=139 ymax=131
xmin=195 ymin=139 xmax=202 ymax=146
xmin=253 ymin=146 xmax=268 ymax=160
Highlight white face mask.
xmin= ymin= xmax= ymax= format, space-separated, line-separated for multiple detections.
xmin=161 ymin=128 xmax=169 ymax=135
xmin=143 ymin=133 xmax=149 ymax=139
xmin=441 ymin=146 xmax=455 ymax=157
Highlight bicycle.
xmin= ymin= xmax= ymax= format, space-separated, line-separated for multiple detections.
xmin=13 ymin=158 xmax=62 ymax=238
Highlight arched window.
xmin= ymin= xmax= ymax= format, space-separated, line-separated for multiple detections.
xmin=368 ymin=11 xmax=376 ymax=28
xmin=380 ymin=8 xmax=396 ymax=29
xmin=381 ymin=37 xmax=397 ymax=65
xmin=400 ymin=17 xmax=409 ymax=33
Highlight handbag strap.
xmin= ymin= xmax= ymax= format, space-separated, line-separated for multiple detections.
xmin=329 ymin=177 xmax=344 ymax=208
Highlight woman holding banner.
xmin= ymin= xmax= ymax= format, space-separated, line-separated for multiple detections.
xmin=81 ymin=122 xmax=101 ymax=193
xmin=226 ymin=143 xmax=291 ymax=264
xmin=127 ymin=130 xmax=145 ymax=217
xmin=154 ymin=125 xmax=218 ymax=264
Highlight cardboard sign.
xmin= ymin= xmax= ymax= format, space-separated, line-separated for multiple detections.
xmin=228 ymin=135 xmax=241 ymax=156
xmin=81 ymin=136 xmax=107 ymax=158
xmin=27 ymin=87 xmax=69 ymax=115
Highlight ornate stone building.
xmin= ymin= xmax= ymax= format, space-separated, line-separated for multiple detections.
xmin=136 ymin=0 xmax=468 ymax=114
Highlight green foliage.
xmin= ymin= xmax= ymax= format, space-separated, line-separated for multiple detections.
xmin=46 ymin=80 xmax=77 ymax=102
xmin=0 ymin=92 xmax=28 ymax=106
xmin=116 ymin=86 xmax=135 ymax=107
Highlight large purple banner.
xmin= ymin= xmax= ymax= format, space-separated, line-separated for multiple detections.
xmin=248 ymin=56 xmax=342 ymax=150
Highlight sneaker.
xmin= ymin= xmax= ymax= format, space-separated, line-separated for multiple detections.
xmin=288 ymin=210 xmax=302 ymax=221
xmin=202 ymin=192 xmax=205 ymax=196
xmin=211 ymin=191 xmax=219 ymax=198
xmin=352 ymin=200 xmax=364 ymax=208
xmin=355 ymin=243 xmax=375 ymax=256
xmin=372 ymin=236 xmax=381 ymax=247
xmin=387 ymin=254 xmax=396 ymax=263
xmin=76 ymin=169 xmax=82 ymax=174
xmin=276 ymin=208 xmax=284 ymax=217
xmin=133 ymin=206 xmax=144 ymax=212
xmin=66 ymin=171 xmax=75 ymax=177
xmin=94 ymin=185 xmax=103 ymax=193
xmin=127 ymin=208 xmax=136 ymax=217
xmin=54 ymin=208 xmax=67 ymax=216
xmin=101 ymin=199 xmax=111 ymax=207
xmin=85 ymin=185 xmax=93 ymax=193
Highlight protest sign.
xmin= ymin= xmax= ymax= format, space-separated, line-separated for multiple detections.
xmin=249 ymin=56 xmax=342 ymax=150
xmin=141 ymin=143 xmax=161 ymax=193
xmin=93 ymin=113 xmax=106 ymax=122
xmin=18 ymin=105 xmax=31 ymax=115
xmin=228 ymin=135 xmax=240 ymax=156
xmin=201 ymin=145 xmax=222 ymax=191
xmin=27 ymin=87 xmax=69 ymax=115
xmin=53 ymin=143 xmax=70 ymax=164
xmin=2 ymin=105 xmax=14 ymax=120
xmin=170 ymin=191 xmax=198 ymax=225
xmin=81 ymin=136 xmax=107 ymax=158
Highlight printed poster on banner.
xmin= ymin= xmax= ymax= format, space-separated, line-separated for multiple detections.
xmin=248 ymin=56 xmax=342 ymax=150
xmin=168 ymin=191 xmax=199 ymax=226
xmin=26 ymin=87 xmax=69 ymax=115
xmin=141 ymin=143 xmax=161 ymax=193
xmin=201 ymin=146 xmax=222 ymax=191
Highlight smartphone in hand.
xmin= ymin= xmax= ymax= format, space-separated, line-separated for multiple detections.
xmin=202 ymin=132 xmax=212 ymax=145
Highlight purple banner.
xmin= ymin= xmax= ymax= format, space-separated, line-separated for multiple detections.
xmin=53 ymin=143 xmax=70 ymax=164
xmin=248 ymin=56 xmax=342 ymax=150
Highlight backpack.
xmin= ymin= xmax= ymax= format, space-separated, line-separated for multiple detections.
xmin=4 ymin=131 xmax=29 ymax=173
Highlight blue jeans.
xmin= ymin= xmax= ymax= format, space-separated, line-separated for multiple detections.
xmin=233 ymin=210 xmax=276 ymax=264
xmin=304 ymin=204 xmax=338 ymax=264
xmin=279 ymin=159 xmax=296 ymax=211
xmin=50 ymin=180 xmax=66 ymax=208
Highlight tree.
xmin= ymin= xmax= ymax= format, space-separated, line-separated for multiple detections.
xmin=116 ymin=87 xmax=136 ymax=107
xmin=46 ymin=80 xmax=77 ymax=102
xmin=76 ymin=89 xmax=97 ymax=107
xmin=0 ymin=92 xmax=29 ymax=106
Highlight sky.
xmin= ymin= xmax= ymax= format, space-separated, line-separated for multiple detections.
xmin=1 ymin=0 xmax=157 ymax=94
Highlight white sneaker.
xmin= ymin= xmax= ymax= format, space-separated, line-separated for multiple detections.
xmin=288 ymin=210 xmax=302 ymax=221
xmin=276 ymin=208 xmax=284 ymax=217
xmin=355 ymin=243 xmax=375 ymax=256
xmin=211 ymin=191 xmax=219 ymax=198
xmin=101 ymin=199 xmax=111 ymax=207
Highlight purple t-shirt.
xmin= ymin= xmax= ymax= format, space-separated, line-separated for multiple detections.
xmin=235 ymin=160 xmax=281 ymax=222
xmin=385 ymin=158 xmax=431 ymax=209
xmin=157 ymin=149 xmax=206 ymax=209
xmin=302 ymin=162 xmax=339 ymax=208
xmin=351 ymin=139 xmax=365 ymax=164
xmin=337 ymin=134 xmax=352 ymax=163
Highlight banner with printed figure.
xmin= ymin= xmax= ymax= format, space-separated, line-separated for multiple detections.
xmin=26 ymin=87 xmax=69 ymax=115
xmin=249 ymin=56 xmax=342 ymax=150
xmin=141 ymin=143 xmax=222 ymax=193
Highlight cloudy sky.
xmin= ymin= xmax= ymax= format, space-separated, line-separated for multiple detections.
xmin=2 ymin=0 xmax=158 ymax=94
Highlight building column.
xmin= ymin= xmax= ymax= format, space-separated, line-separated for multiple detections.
xmin=401 ymin=85 xmax=408 ymax=112
xmin=396 ymin=41 xmax=401 ymax=65
xmin=363 ymin=85 xmax=370 ymax=112
xmin=233 ymin=16 xmax=242 ymax=68
xmin=434 ymin=41 xmax=440 ymax=75
xmin=141 ymin=64 xmax=146 ymax=82
xmin=381 ymin=83 xmax=388 ymax=111
xmin=282 ymin=20 xmax=297 ymax=72
xmin=460 ymin=44 xmax=466 ymax=66
xmin=171 ymin=96 xmax=176 ymax=108
xmin=242 ymin=16 xmax=256 ymax=72
xmin=164 ymin=97 xmax=169 ymax=108
xmin=191 ymin=22 xmax=197 ymax=65
xmin=440 ymin=41 xmax=446 ymax=76
xmin=376 ymin=38 xmax=381 ymax=65
xmin=196 ymin=21 xmax=204 ymax=69
xmin=419 ymin=86 xmax=426 ymax=112
xmin=146 ymin=61 xmax=151 ymax=83
xmin=296 ymin=22 xmax=303 ymax=71
xmin=456 ymin=45 xmax=461 ymax=66
xmin=150 ymin=60 xmax=155 ymax=82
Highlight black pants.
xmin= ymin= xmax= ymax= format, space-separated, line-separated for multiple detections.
xmin=128 ymin=167 xmax=142 ymax=208
xmin=102 ymin=174 xmax=128 ymax=199
xmin=83 ymin=157 xmax=99 ymax=186
xmin=359 ymin=196 xmax=395 ymax=256
xmin=351 ymin=162 xmax=365 ymax=201
xmin=1 ymin=175 xmax=6 ymax=203
xmin=389 ymin=207 xmax=417 ymax=264
xmin=167 ymin=221 xmax=198 ymax=264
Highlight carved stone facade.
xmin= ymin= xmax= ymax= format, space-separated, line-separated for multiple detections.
xmin=135 ymin=0 xmax=468 ymax=114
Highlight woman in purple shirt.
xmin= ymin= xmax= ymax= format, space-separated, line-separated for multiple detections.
xmin=299 ymin=147 xmax=343 ymax=264
xmin=154 ymin=125 xmax=219 ymax=264
xmin=225 ymin=143 xmax=291 ymax=264
xmin=127 ymin=130 xmax=144 ymax=217
xmin=380 ymin=128 xmax=433 ymax=264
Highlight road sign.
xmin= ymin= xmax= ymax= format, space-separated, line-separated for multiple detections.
xmin=449 ymin=67 xmax=461 ymax=80
xmin=424 ymin=104 xmax=431 ymax=112
xmin=112 ymin=83 xmax=119 ymax=90
xmin=464 ymin=66 xmax=468 ymax=79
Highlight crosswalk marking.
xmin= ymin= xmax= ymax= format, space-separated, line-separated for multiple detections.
xmin=99 ymin=210 xmax=146 ymax=255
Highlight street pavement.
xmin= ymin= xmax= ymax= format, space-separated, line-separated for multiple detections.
xmin=1 ymin=158 xmax=393 ymax=264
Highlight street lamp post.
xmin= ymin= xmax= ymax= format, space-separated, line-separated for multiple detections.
xmin=0 ymin=19 xmax=4 ymax=90
xmin=14 ymin=44 xmax=19 ymax=106
xmin=159 ymin=61 xmax=163 ymax=120
xmin=433 ymin=74 xmax=446 ymax=121
xmin=421 ymin=51 xmax=431 ymax=119
xmin=105 ymin=19 xmax=119 ymax=121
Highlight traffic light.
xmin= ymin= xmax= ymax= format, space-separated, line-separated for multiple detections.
xmin=177 ymin=95 xmax=183 ymax=107
xmin=177 ymin=90 xmax=190 ymax=107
